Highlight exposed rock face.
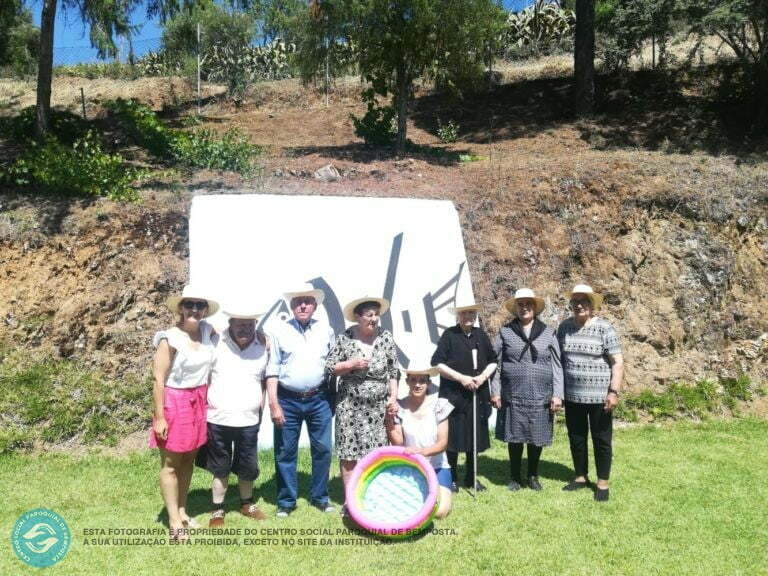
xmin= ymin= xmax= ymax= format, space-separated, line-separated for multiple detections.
xmin=0 ymin=172 xmax=766 ymax=392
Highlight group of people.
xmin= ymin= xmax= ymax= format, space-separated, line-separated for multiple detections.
xmin=149 ymin=281 xmax=623 ymax=539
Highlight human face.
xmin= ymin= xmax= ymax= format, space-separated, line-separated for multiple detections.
xmin=569 ymin=295 xmax=594 ymax=325
xmin=457 ymin=309 xmax=477 ymax=331
xmin=355 ymin=306 xmax=380 ymax=334
xmin=406 ymin=375 xmax=430 ymax=398
xmin=179 ymin=299 xmax=207 ymax=324
xmin=228 ymin=318 xmax=256 ymax=349
xmin=515 ymin=298 xmax=535 ymax=324
xmin=291 ymin=296 xmax=317 ymax=325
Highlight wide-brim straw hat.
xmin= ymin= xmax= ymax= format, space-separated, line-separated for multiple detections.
xmin=167 ymin=284 xmax=220 ymax=317
xmin=565 ymin=284 xmax=604 ymax=311
xmin=403 ymin=366 xmax=439 ymax=377
xmin=504 ymin=288 xmax=545 ymax=316
xmin=222 ymin=307 xmax=263 ymax=320
xmin=446 ymin=300 xmax=481 ymax=315
xmin=343 ymin=296 xmax=390 ymax=322
xmin=283 ymin=283 xmax=325 ymax=306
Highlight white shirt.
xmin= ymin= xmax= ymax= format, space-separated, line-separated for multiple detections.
xmin=153 ymin=323 xmax=215 ymax=389
xmin=265 ymin=318 xmax=335 ymax=392
xmin=207 ymin=330 xmax=268 ymax=427
xmin=396 ymin=395 xmax=454 ymax=469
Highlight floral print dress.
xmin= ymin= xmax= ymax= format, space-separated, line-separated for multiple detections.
xmin=326 ymin=328 xmax=399 ymax=460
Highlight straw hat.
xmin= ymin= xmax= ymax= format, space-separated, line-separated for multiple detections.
xmin=504 ymin=288 xmax=545 ymax=316
xmin=403 ymin=366 xmax=439 ymax=377
xmin=446 ymin=298 xmax=481 ymax=315
xmin=565 ymin=284 xmax=604 ymax=311
xmin=166 ymin=285 xmax=220 ymax=317
xmin=222 ymin=305 xmax=263 ymax=320
xmin=283 ymin=283 xmax=325 ymax=306
xmin=343 ymin=296 xmax=390 ymax=322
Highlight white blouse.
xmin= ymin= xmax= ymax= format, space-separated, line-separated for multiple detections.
xmin=396 ymin=395 xmax=454 ymax=469
xmin=153 ymin=322 xmax=215 ymax=389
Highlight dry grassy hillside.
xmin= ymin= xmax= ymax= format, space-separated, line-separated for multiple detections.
xmin=1 ymin=57 xmax=766 ymax=401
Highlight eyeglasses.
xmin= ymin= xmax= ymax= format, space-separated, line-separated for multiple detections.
xmin=182 ymin=300 xmax=208 ymax=311
xmin=569 ymin=298 xmax=592 ymax=308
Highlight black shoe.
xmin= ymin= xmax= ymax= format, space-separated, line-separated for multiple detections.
xmin=466 ymin=479 xmax=487 ymax=492
xmin=449 ymin=481 xmax=460 ymax=493
xmin=528 ymin=476 xmax=543 ymax=491
xmin=507 ymin=479 xmax=522 ymax=492
xmin=562 ymin=480 xmax=589 ymax=491
xmin=594 ymin=487 xmax=610 ymax=502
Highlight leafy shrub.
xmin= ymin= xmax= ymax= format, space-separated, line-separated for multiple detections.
xmin=1 ymin=131 xmax=141 ymax=201
xmin=352 ymin=90 xmax=397 ymax=146
xmin=171 ymin=128 xmax=260 ymax=175
xmin=105 ymin=98 xmax=260 ymax=175
xmin=1 ymin=106 xmax=89 ymax=145
xmin=54 ymin=61 xmax=138 ymax=80
xmin=437 ymin=118 xmax=460 ymax=143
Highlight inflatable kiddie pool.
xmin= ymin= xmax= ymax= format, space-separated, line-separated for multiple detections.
xmin=345 ymin=446 xmax=438 ymax=539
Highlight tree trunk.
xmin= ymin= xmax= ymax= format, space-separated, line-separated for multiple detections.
xmin=395 ymin=61 xmax=408 ymax=154
xmin=574 ymin=0 xmax=595 ymax=115
xmin=36 ymin=0 xmax=57 ymax=138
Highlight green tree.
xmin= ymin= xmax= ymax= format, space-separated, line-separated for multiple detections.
xmin=682 ymin=0 xmax=768 ymax=92
xmin=161 ymin=0 xmax=256 ymax=59
xmin=0 ymin=2 xmax=39 ymax=77
xmin=299 ymin=0 xmax=504 ymax=152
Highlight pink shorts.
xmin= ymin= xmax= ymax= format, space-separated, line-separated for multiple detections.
xmin=149 ymin=385 xmax=208 ymax=453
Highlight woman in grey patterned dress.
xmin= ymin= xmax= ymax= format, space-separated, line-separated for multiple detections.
xmin=491 ymin=288 xmax=563 ymax=492
xmin=557 ymin=284 xmax=623 ymax=502
xmin=326 ymin=297 xmax=399 ymax=514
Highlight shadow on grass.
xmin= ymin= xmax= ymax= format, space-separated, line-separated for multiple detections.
xmin=478 ymin=452 xmax=572 ymax=487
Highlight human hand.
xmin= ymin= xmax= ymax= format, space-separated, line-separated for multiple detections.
xmin=349 ymin=357 xmax=370 ymax=371
xmin=271 ymin=403 xmax=286 ymax=427
xmin=460 ymin=375 xmax=475 ymax=389
xmin=153 ymin=417 xmax=168 ymax=440
xmin=491 ymin=396 xmax=502 ymax=410
xmin=404 ymin=447 xmax=422 ymax=456
xmin=604 ymin=392 xmax=619 ymax=412
xmin=386 ymin=397 xmax=398 ymax=416
xmin=550 ymin=397 xmax=563 ymax=413
xmin=471 ymin=376 xmax=485 ymax=390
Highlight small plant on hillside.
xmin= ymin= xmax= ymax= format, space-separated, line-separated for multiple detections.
xmin=437 ymin=118 xmax=460 ymax=143
xmin=501 ymin=0 xmax=575 ymax=59
xmin=351 ymin=89 xmax=397 ymax=146
xmin=171 ymin=129 xmax=261 ymax=176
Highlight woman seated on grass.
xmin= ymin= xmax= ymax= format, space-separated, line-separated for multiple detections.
xmin=386 ymin=367 xmax=453 ymax=519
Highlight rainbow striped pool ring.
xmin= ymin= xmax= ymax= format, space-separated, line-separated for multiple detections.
xmin=345 ymin=446 xmax=438 ymax=539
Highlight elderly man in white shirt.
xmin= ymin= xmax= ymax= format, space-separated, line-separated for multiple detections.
xmin=266 ymin=284 xmax=336 ymax=517
xmin=206 ymin=306 xmax=269 ymax=527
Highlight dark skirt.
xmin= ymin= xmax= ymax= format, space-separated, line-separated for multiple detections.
xmin=446 ymin=399 xmax=491 ymax=453
xmin=495 ymin=401 xmax=554 ymax=447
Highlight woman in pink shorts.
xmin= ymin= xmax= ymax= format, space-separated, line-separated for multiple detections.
xmin=150 ymin=284 xmax=218 ymax=539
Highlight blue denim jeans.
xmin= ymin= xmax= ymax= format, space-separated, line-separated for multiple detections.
xmin=274 ymin=389 xmax=333 ymax=509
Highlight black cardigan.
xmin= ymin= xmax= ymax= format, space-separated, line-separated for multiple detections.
xmin=431 ymin=325 xmax=497 ymax=409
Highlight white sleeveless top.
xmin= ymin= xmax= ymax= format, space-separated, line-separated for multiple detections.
xmin=396 ymin=395 xmax=454 ymax=469
xmin=153 ymin=322 xmax=215 ymax=389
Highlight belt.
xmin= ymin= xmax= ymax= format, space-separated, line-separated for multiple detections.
xmin=278 ymin=384 xmax=326 ymax=399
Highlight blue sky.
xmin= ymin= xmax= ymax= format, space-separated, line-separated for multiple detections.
xmin=24 ymin=0 xmax=536 ymax=64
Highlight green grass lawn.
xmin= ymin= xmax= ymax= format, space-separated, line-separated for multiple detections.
xmin=2 ymin=418 xmax=767 ymax=576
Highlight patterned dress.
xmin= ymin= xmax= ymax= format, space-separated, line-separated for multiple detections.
xmin=557 ymin=317 xmax=622 ymax=404
xmin=491 ymin=319 xmax=563 ymax=446
xmin=327 ymin=328 xmax=399 ymax=460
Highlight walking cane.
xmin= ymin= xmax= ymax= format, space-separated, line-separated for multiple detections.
xmin=471 ymin=348 xmax=478 ymax=499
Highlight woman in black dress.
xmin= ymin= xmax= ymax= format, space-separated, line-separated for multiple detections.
xmin=431 ymin=301 xmax=497 ymax=492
